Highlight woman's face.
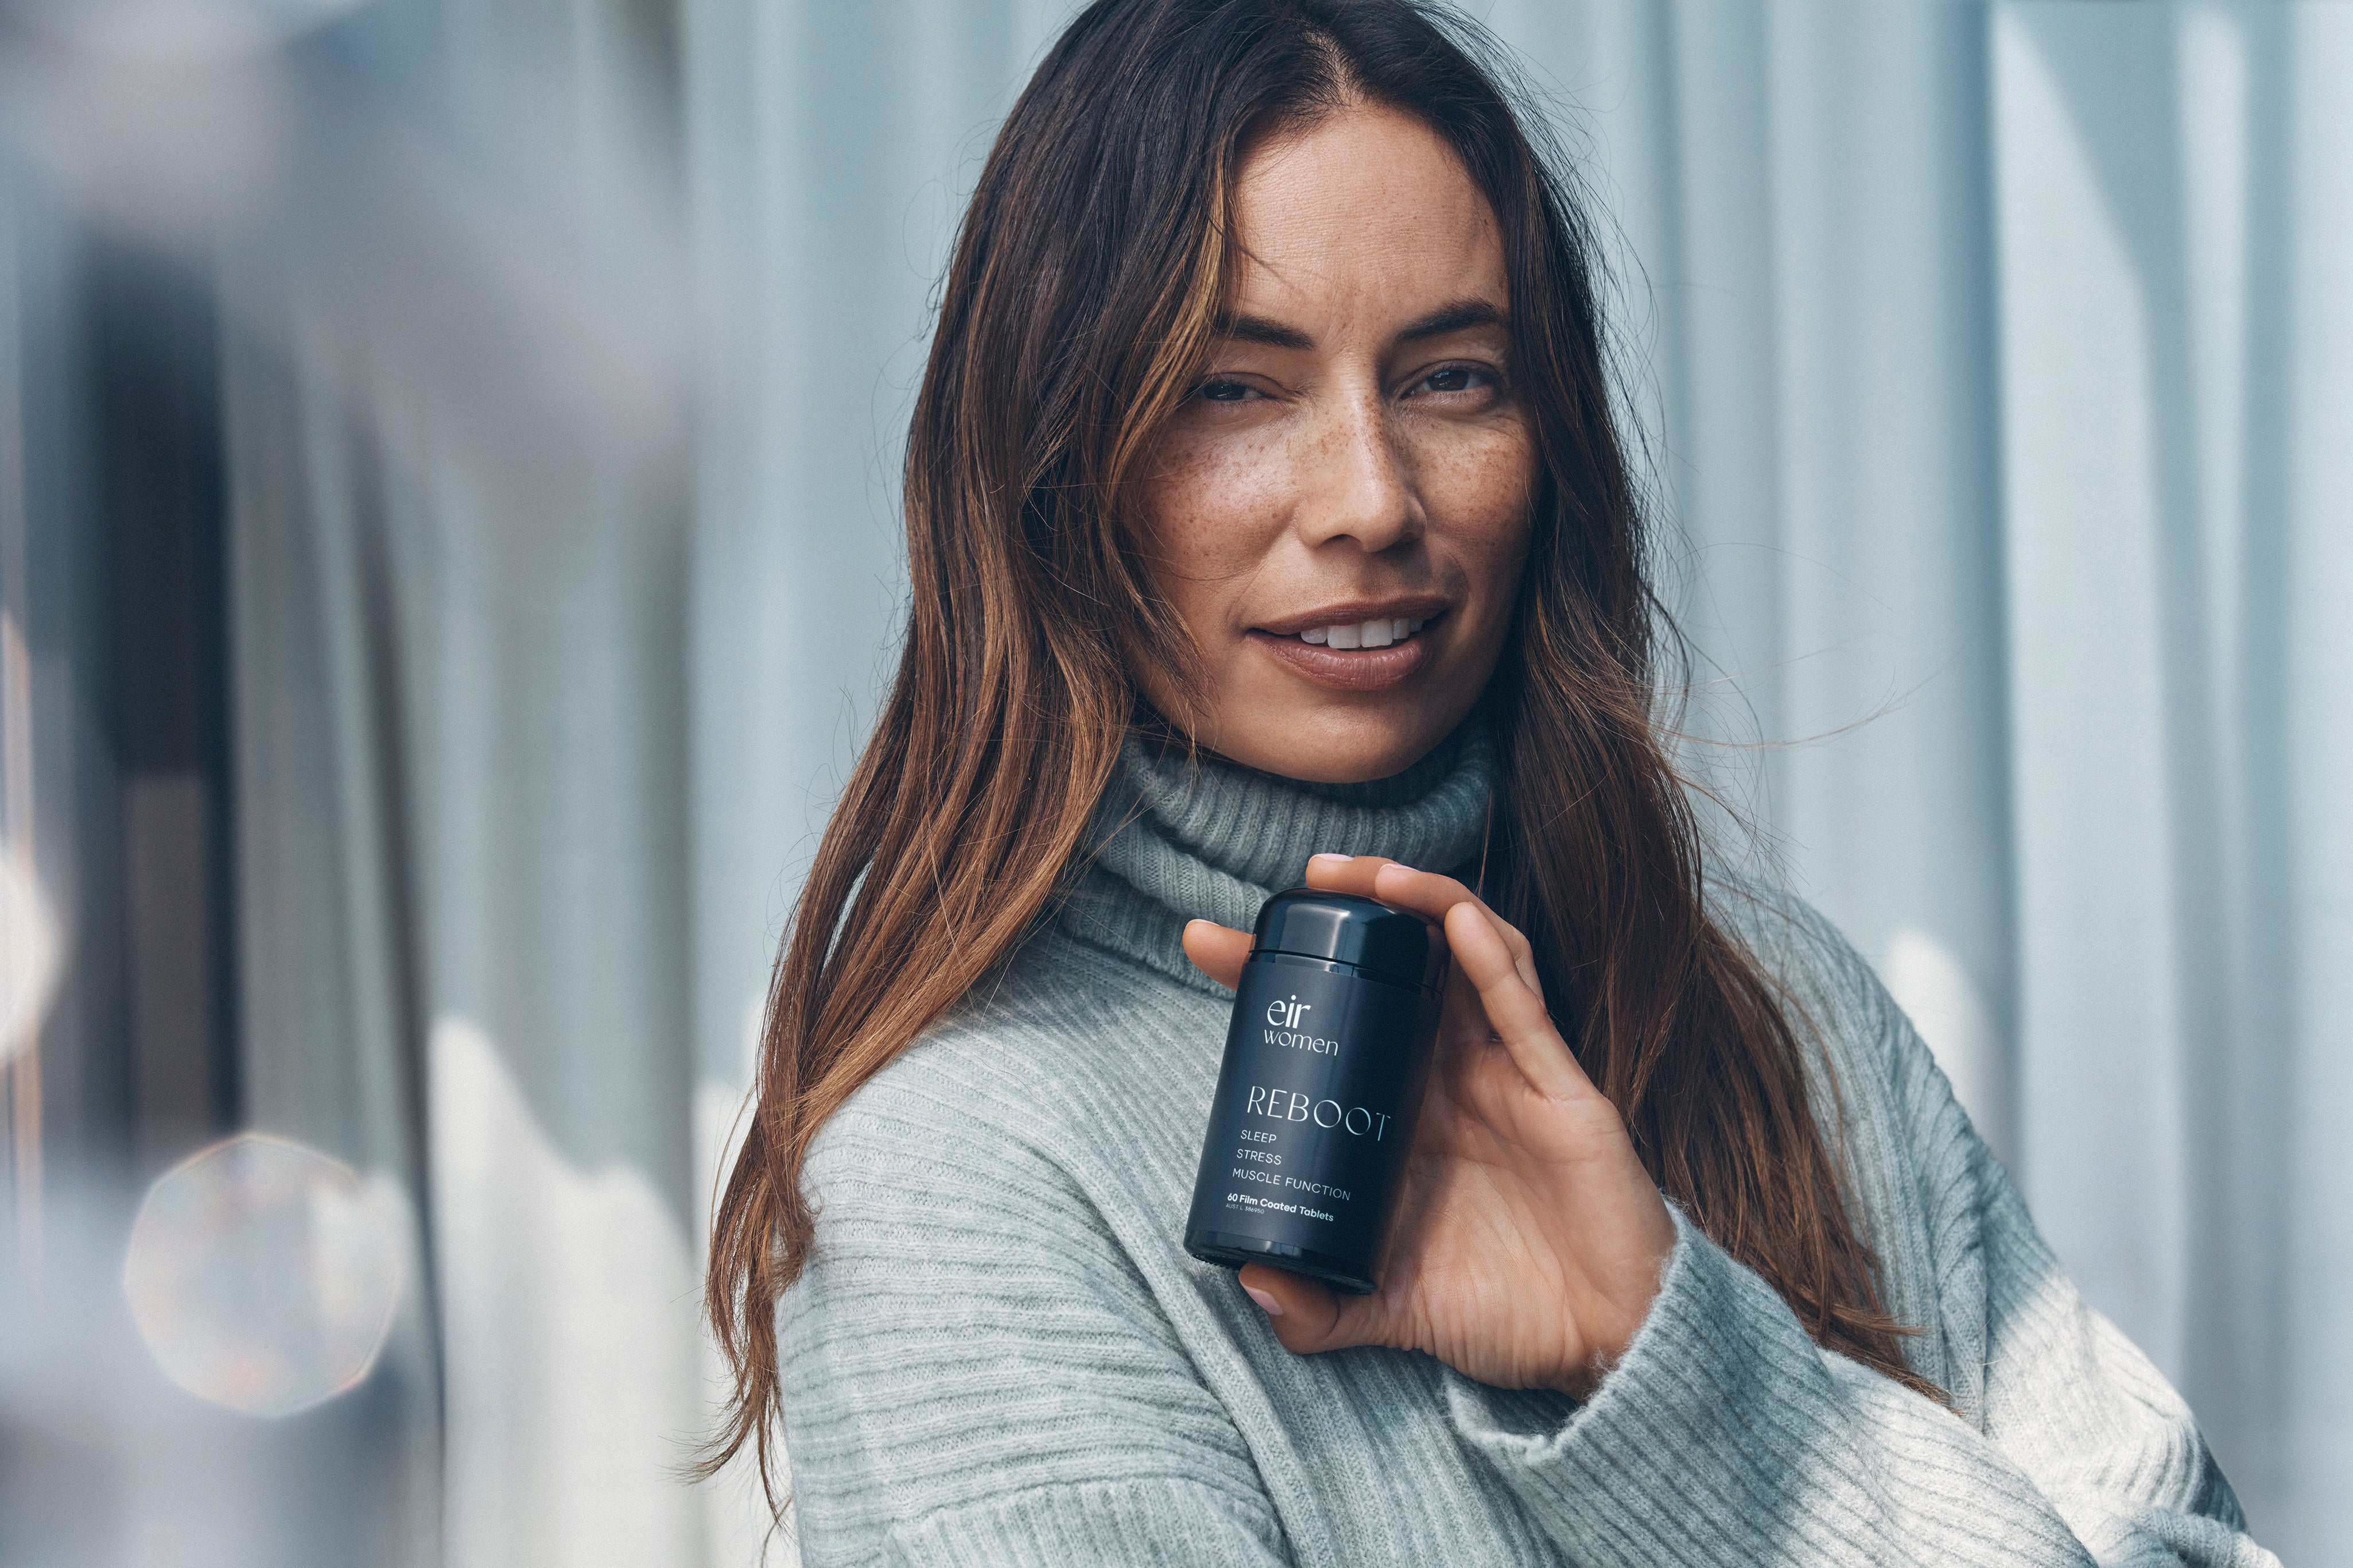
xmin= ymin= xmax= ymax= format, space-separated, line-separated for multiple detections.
xmin=1134 ymin=103 xmax=1535 ymax=784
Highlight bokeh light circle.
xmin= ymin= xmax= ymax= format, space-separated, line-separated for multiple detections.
xmin=122 ymin=1133 xmax=406 ymax=1418
xmin=0 ymin=844 xmax=62 ymax=1063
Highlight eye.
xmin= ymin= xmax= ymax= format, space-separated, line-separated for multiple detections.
xmin=1196 ymin=378 xmax=1258 ymax=403
xmin=1407 ymin=363 xmax=1499 ymax=399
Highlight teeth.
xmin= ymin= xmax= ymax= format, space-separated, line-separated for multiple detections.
xmin=1294 ymin=617 xmax=1428 ymax=648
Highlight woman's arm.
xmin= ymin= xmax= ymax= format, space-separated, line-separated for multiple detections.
xmin=1449 ymin=1207 xmax=2267 ymax=1565
xmin=1209 ymin=859 xmax=2271 ymax=1565
xmin=779 ymin=1062 xmax=1294 ymax=1567
xmin=1438 ymin=910 xmax=2276 ymax=1567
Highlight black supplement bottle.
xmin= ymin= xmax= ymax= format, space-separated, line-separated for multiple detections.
xmin=1184 ymin=889 xmax=1447 ymax=1294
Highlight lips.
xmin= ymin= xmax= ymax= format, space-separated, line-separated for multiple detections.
xmin=1246 ymin=605 xmax=1446 ymax=692
xmin=1253 ymin=595 xmax=1451 ymax=639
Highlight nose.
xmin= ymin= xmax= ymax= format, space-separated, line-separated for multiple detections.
xmin=1294 ymin=393 xmax=1420 ymax=554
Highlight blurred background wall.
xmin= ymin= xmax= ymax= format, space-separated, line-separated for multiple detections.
xmin=0 ymin=1 xmax=2344 ymax=1564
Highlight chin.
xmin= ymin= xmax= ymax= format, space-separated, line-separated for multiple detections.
xmin=1210 ymin=706 xmax=1459 ymax=785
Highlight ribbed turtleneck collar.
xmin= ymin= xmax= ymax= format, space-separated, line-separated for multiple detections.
xmin=1057 ymin=721 xmax=1494 ymax=994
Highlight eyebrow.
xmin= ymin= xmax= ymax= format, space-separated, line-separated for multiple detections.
xmin=1397 ymin=298 xmax=1508 ymax=343
xmin=1207 ymin=297 xmax=1509 ymax=352
xmin=1211 ymin=312 xmax=1316 ymax=351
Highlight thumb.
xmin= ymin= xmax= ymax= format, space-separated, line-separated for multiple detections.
xmin=1236 ymin=1263 xmax=1389 ymax=1356
xmin=1183 ymin=919 xmax=1253 ymax=991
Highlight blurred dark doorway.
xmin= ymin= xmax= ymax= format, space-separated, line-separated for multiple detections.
xmin=63 ymin=235 xmax=243 ymax=1177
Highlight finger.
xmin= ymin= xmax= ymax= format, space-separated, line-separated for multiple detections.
xmin=1366 ymin=862 xmax=1542 ymax=1001
xmin=1444 ymin=901 xmax=1594 ymax=1103
xmin=1307 ymin=855 xmax=1543 ymax=1004
xmin=1182 ymin=919 xmax=1252 ymax=991
xmin=1234 ymin=1263 xmax=1392 ymax=1355
xmin=1307 ymin=852 xmax=1462 ymax=917
xmin=1438 ymin=956 xmax=1496 ymax=1055
xmin=1300 ymin=852 xmax=1396 ymax=898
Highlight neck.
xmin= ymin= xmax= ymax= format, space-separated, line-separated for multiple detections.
xmin=1058 ymin=719 xmax=1495 ymax=992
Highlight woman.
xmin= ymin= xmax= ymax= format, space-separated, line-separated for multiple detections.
xmin=706 ymin=2 xmax=2271 ymax=1562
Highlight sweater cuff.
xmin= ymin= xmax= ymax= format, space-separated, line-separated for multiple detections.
xmin=1443 ymin=1204 xmax=1867 ymax=1563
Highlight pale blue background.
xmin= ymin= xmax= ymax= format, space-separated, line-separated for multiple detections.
xmin=1 ymin=2 xmax=2342 ymax=1563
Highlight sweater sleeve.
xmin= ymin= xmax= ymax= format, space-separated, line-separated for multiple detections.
xmin=777 ymin=1053 xmax=1292 ymax=1567
xmin=1445 ymin=926 xmax=2277 ymax=1567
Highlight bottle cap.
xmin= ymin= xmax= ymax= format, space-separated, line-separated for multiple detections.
xmin=1251 ymin=888 xmax=1447 ymax=995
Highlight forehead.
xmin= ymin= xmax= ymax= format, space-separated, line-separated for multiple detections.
xmin=1226 ymin=104 xmax=1504 ymax=326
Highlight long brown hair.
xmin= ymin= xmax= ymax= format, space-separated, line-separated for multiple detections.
xmin=705 ymin=0 xmax=1931 ymax=1499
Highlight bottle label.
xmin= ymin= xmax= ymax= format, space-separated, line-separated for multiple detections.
xmin=1185 ymin=956 xmax=1442 ymax=1280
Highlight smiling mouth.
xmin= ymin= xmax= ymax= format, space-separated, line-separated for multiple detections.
xmin=1247 ymin=610 xmax=1445 ymax=693
xmin=1290 ymin=615 xmax=1430 ymax=649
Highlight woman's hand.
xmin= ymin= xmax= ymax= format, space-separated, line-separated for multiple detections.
xmin=1182 ymin=855 xmax=1675 ymax=1398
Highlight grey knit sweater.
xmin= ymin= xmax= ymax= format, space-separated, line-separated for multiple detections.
xmin=777 ymin=727 xmax=2273 ymax=1566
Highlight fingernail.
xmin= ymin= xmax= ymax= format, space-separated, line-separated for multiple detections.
xmin=1243 ymin=1285 xmax=1284 ymax=1317
xmin=1310 ymin=853 xmax=1352 ymax=865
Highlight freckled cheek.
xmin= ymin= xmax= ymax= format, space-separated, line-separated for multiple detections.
xmin=1141 ymin=434 xmax=1300 ymax=586
xmin=1416 ymin=427 xmax=1537 ymax=585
